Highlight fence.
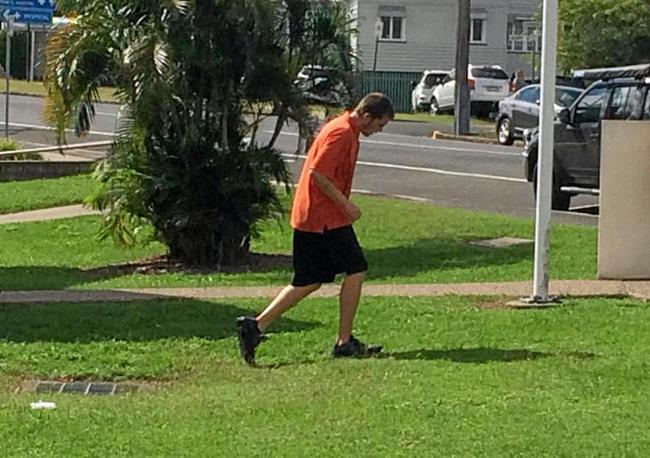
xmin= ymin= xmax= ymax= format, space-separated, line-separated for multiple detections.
xmin=358 ymin=71 xmax=421 ymax=113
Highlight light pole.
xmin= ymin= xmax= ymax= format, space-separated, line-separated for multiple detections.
xmin=531 ymin=29 xmax=539 ymax=81
xmin=372 ymin=18 xmax=382 ymax=72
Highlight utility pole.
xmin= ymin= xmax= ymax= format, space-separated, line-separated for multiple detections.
xmin=5 ymin=16 xmax=12 ymax=138
xmin=454 ymin=0 xmax=470 ymax=135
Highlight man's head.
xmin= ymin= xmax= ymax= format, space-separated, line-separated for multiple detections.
xmin=352 ymin=93 xmax=394 ymax=137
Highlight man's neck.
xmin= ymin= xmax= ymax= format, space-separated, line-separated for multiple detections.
xmin=349 ymin=110 xmax=362 ymax=129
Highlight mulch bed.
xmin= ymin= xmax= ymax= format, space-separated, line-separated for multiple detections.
xmin=84 ymin=253 xmax=292 ymax=277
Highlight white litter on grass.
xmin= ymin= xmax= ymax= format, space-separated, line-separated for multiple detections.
xmin=30 ymin=400 xmax=56 ymax=410
xmin=469 ymin=237 xmax=533 ymax=249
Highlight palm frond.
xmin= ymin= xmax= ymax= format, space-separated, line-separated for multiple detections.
xmin=43 ymin=13 xmax=117 ymax=142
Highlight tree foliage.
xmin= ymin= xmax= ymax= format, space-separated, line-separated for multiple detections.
xmin=558 ymin=0 xmax=650 ymax=71
xmin=44 ymin=0 xmax=356 ymax=266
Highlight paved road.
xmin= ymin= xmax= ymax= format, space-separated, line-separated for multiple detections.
xmin=256 ymin=122 xmax=598 ymax=226
xmin=1 ymin=95 xmax=598 ymax=226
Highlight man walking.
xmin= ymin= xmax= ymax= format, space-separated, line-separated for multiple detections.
xmin=510 ymin=69 xmax=527 ymax=92
xmin=236 ymin=93 xmax=394 ymax=364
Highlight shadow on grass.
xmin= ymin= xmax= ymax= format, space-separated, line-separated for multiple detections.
xmin=0 ymin=259 xmax=292 ymax=291
xmin=0 ymin=298 xmax=318 ymax=343
xmin=0 ymin=236 xmax=532 ymax=290
xmin=253 ymin=359 xmax=320 ymax=370
xmin=0 ymin=266 xmax=121 ymax=291
xmin=366 ymin=237 xmax=533 ymax=281
xmin=382 ymin=347 xmax=597 ymax=363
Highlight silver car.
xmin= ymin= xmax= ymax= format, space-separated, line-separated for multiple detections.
xmin=495 ymin=84 xmax=583 ymax=145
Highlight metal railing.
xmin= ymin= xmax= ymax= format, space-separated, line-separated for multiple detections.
xmin=0 ymin=140 xmax=113 ymax=158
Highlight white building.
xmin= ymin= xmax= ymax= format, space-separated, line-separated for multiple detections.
xmin=348 ymin=0 xmax=543 ymax=77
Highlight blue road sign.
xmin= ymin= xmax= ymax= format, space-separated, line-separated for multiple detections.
xmin=0 ymin=0 xmax=55 ymax=24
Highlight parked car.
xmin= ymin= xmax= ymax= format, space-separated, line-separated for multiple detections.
xmin=293 ymin=65 xmax=350 ymax=106
xmin=410 ymin=70 xmax=447 ymax=112
xmin=430 ymin=65 xmax=510 ymax=117
xmin=495 ymin=84 xmax=583 ymax=145
xmin=524 ymin=75 xmax=585 ymax=90
xmin=522 ymin=63 xmax=650 ymax=210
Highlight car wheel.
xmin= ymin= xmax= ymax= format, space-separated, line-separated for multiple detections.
xmin=497 ymin=117 xmax=514 ymax=145
xmin=532 ymin=164 xmax=571 ymax=211
xmin=430 ymin=98 xmax=440 ymax=116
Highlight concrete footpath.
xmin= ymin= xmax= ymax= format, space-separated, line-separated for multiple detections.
xmin=0 ymin=204 xmax=99 ymax=224
xmin=1 ymin=280 xmax=650 ymax=304
xmin=2 ymin=205 xmax=650 ymax=304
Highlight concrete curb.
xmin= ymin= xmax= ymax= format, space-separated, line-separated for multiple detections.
xmin=431 ymin=130 xmax=523 ymax=146
xmin=0 ymin=160 xmax=96 ymax=182
xmin=1 ymin=280 xmax=649 ymax=304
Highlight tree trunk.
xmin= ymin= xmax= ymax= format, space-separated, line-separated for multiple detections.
xmin=165 ymin=224 xmax=251 ymax=267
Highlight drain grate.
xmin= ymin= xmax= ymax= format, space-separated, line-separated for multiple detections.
xmin=30 ymin=380 xmax=141 ymax=396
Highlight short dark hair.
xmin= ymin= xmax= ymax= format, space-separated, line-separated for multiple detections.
xmin=354 ymin=92 xmax=395 ymax=119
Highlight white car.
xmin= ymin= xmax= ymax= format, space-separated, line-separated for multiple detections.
xmin=410 ymin=70 xmax=447 ymax=112
xmin=293 ymin=65 xmax=348 ymax=105
xmin=430 ymin=65 xmax=511 ymax=117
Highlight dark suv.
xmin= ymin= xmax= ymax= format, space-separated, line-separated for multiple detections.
xmin=522 ymin=63 xmax=650 ymax=210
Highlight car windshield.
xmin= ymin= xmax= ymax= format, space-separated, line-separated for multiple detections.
xmin=423 ymin=73 xmax=443 ymax=88
xmin=555 ymin=88 xmax=582 ymax=107
xmin=471 ymin=67 xmax=508 ymax=79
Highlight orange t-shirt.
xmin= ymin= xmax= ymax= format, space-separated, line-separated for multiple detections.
xmin=290 ymin=112 xmax=360 ymax=233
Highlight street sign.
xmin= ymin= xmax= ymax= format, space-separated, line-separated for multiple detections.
xmin=0 ymin=0 xmax=55 ymax=24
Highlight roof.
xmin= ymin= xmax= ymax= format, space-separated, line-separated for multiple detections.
xmin=572 ymin=63 xmax=650 ymax=80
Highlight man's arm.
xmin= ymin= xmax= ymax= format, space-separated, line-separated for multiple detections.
xmin=310 ymin=170 xmax=361 ymax=222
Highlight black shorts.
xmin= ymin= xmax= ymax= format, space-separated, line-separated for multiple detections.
xmin=291 ymin=225 xmax=368 ymax=287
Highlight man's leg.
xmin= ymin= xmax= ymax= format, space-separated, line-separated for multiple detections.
xmin=236 ymin=283 xmax=320 ymax=364
xmin=256 ymin=283 xmax=321 ymax=331
xmin=332 ymin=271 xmax=382 ymax=357
xmin=336 ymin=271 xmax=364 ymax=345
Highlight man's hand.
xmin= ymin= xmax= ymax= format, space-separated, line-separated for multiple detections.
xmin=344 ymin=201 xmax=362 ymax=222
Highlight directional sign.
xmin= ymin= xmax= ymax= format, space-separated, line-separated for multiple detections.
xmin=0 ymin=0 xmax=55 ymax=24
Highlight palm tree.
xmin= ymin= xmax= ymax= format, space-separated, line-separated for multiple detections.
xmin=44 ymin=0 xmax=356 ymax=267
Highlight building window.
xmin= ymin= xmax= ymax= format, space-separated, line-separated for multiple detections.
xmin=380 ymin=15 xmax=404 ymax=40
xmin=470 ymin=16 xmax=486 ymax=44
xmin=507 ymin=18 xmax=541 ymax=53
xmin=470 ymin=18 xmax=485 ymax=43
xmin=378 ymin=6 xmax=406 ymax=41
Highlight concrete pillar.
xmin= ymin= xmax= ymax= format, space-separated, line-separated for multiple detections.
xmin=598 ymin=120 xmax=650 ymax=279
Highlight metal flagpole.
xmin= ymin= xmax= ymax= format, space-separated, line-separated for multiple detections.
xmin=509 ymin=0 xmax=560 ymax=308
xmin=532 ymin=0 xmax=559 ymax=302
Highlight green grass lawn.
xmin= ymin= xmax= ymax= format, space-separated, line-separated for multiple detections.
xmin=8 ymin=79 xmax=118 ymax=102
xmin=395 ymin=111 xmax=495 ymax=127
xmin=0 ymin=193 xmax=597 ymax=290
xmin=0 ymin=174 xmax=96 ymax=215
xmin=1 ymin=296 xmax=648 ymax=456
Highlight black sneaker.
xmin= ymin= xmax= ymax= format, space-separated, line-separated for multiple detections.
xmin=332 ymin=335 xmax=383 ymax=358
xmin=236 ymin=316 xmax=265 ymax=365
